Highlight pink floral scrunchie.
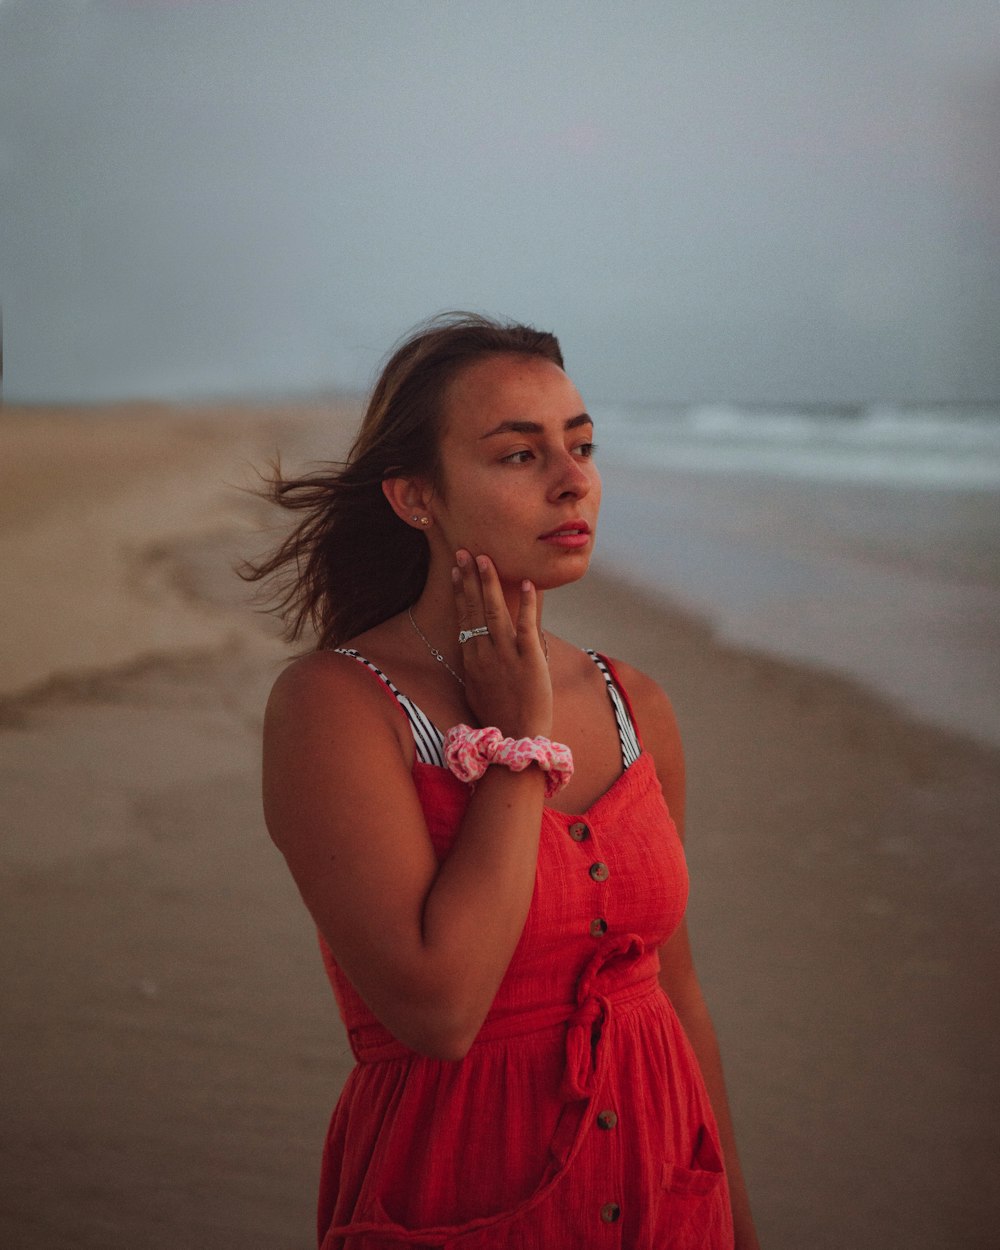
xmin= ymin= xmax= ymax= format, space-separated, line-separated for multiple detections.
xmin=443 ymin=724 xmax=574 ymax=798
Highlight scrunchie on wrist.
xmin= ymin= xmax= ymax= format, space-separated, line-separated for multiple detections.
xmin=443 ymin=724 xmax=574 ymax=798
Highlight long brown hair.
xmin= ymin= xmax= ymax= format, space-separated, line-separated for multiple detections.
xmin=242 ymin=312 xmax=565 ymax=648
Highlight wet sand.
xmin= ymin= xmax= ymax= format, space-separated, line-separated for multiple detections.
xmin=2 ymin=401 xmax=998 ymax=1249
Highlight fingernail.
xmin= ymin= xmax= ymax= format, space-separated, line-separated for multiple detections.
xmin=451 ymin=566 xmax=460 ymax=583
xmin=522 ymin=579 xmax=532 ymax=592
xmin=456 ymin=550 xmax=468 ymax=567
xmin=477 ymin=555 xmax=489 ymax=572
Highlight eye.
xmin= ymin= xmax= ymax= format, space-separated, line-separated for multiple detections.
xmin=574 ymin=441 xmax=598 ymax=458
xmin=500 ymin=449 xmax=534 ymax=464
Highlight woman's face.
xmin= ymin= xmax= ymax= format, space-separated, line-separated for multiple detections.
xmin=429 ymin=353 xmax=601 ymax=590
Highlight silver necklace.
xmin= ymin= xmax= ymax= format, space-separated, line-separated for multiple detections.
xmin=407 ymin=606 xmax=549 ymax=687
xmin=408 ymin=607 xmax=465 ymax=686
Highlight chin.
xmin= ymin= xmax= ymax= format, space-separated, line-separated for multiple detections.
xmin=525 ymin=552 xmax=594 ymax=592
xmin=544 ymin=564 xmax=591 ymax=591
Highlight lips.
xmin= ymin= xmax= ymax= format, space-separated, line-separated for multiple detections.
xmin=538 ymin=520 xmax=592 ymax=548
xmin=539 ymin=519 xmax=591 ymax=540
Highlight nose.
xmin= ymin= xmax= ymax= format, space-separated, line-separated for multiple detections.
xmin=548 ymin=449 xmax=595 ymax=502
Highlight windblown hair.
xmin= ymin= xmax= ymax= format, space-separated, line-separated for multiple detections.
xmin=242 ymin=312 xmax=565 ymax=649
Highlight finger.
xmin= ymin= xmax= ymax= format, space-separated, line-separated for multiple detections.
xmin=454 ymin=549 xmax=492 ymax=640
xmin=515 ymin=578 xmax=541 ymax=648
xmin=451 ymin=550 xmax=475 ymax=627
xmin=474 ymin=555 xmax=514 ymax=642
xmin=460 ymin=549 xmax=491 ymax=629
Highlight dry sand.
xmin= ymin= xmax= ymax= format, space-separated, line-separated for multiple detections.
xmin=2 ymin=401 xmax=998 ymax=1249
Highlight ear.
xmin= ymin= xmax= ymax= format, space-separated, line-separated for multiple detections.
xmin=381 ymin=476 xmax=435 ymax=530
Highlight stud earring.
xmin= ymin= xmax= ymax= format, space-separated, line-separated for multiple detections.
xmin=411 ymin=515 xmax=430 ymax=526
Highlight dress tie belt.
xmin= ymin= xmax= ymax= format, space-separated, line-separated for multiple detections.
xmin=559 ymin=932 xmax=648 ymax=1099
xmin=348 ymin=933 xmax=656 ymax=1103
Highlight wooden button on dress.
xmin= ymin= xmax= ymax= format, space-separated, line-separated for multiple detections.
xmin=600 ymin=1202 xmax=621 ymax=1223
xmin=568 ymin=821 xmax=590 ymax=842
xmin=596 ymin=1109 xmax=618 ymax=1130
xmin=588 ymin=918 xmax=608 ymax=937
xmin=589 ymin=861 xmax=610 ymax=882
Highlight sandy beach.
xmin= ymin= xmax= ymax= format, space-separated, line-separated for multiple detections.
xmin=2 ymin=401 xmax=998 ymax=1249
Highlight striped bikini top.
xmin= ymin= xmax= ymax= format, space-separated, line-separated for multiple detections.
xmin=333 ymin=648 xmax=642 ymax=772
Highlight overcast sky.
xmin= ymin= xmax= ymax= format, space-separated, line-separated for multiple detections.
xmin=2 ymin=0 xmax=998 ymax=404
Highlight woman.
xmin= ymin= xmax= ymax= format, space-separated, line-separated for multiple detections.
xmin=252 ymin=314 xmax=759 ymax=1248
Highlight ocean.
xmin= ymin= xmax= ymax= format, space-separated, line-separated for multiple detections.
xmin=591 ymin=403 xmax=1000 ymax=748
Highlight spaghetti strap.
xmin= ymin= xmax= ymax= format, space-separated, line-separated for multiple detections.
xmin=332 ymin=649 xmax=446 ymax=767
xmin=585 ymin=650 xmax=643 ymax=769
xmin=333 ymin=647 xmax=642 ymax=774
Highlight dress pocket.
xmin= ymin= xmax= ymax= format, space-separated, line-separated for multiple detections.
xmin=661 ymin=1123 xmax=725 ymax=1194
xmin=657 ymin=1126 xmax=733 ymax=1249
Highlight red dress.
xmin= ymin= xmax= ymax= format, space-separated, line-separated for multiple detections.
xmin=316 ymin=656 xmax=734 ymax=1249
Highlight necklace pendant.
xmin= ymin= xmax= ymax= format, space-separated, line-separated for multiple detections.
xmin=408 ymin=607 xmax=465 ymax=687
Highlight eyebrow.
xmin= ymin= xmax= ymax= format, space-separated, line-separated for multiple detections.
xmin=479 ymin=412 xmax=593 ymax=439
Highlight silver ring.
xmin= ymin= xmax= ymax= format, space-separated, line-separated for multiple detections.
xmin=458 ymin=626 xmax=489 ymax=644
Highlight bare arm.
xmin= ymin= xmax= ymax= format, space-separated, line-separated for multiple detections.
xmin=613 ymin=661 xmax=761 ymax=1249
xmin=263 ymin=559 xmax=551 ymax=1062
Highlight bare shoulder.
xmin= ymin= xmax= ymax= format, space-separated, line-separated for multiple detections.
xmin=603 ymin=654 xmax=687 ymax=832
xmin=262 ymin=647 xmax=420 ymax=876
xmin=263 ymin=648 xmax=411 ymax=798
xmin=266 ymin=648 xmax=400 ymax=732
xmin=268 ymin=647 xmax=368 ymax=703
xmin=602 ymin=655 xmax=683 ymax=749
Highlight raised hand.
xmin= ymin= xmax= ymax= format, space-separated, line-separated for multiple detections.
xmin=452 ymin=550 xmax=552 ymax=741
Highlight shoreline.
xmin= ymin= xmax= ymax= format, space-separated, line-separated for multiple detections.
xmin=2 ymin=402 xmax=999 ymax=1248
xmin=593 ymin=456 xmax=1000 ymax=751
